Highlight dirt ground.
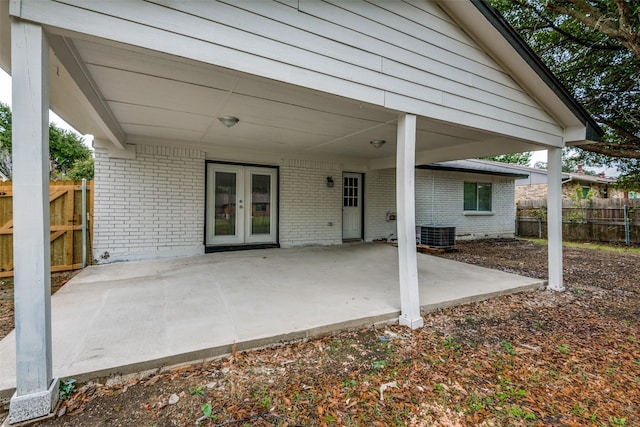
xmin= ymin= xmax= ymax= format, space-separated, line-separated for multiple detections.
xmin=0 ymin=271 xmax=77 ymax=341
xmin=2 ymin=239 xmax=639 ymax=426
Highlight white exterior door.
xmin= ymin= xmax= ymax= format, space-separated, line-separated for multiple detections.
xmin=206 ymin=164 xmax=277 ymax=245
xmin=342 ymin=173 xmax=362 ymax=240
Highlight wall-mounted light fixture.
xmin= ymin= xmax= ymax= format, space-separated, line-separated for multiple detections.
xmin=218 ymin=116 xmax=240 ymax=128
xmin=370 ymin=139 xmax=386 ymax=148
xmin=326 ymin=176 xmax=334 ymax=188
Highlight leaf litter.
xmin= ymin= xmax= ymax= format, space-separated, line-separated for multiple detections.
xmin=2 ymin=239 xmax=637 ymax=426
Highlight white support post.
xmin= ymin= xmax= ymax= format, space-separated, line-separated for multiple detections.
xmin=396 ymin=113 xmax=423 ymax=329
xmin=9 ymin=19 xmax=59 ymax=424
xmin=547 ymin=147 xmax=564 ymax=291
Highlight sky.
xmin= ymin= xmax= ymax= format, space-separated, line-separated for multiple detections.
xmin=0 ymin=69 xmax=84 ymax=136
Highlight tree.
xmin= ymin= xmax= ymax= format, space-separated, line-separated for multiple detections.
xmin=489 ymin=0 xmax=640 ymax=187
xmin=0 ymin=102 xmax=93 ymax=180
xmin=481 ymin=152 xmax=532 ymax=166
xmin=0 ymin=103 xmax=11 ymax=179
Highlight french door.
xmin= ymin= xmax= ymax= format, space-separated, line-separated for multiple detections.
xmin=206 ymin=164 xmax=277 ymax=245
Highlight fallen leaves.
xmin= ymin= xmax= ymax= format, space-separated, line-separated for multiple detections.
xmin=22 ymin=239 xmax=640 ymax=426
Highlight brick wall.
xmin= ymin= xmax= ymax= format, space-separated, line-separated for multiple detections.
xmin=364 ymin=169 xmax=396 ymax=241
xmin=279 ymin=159 xmax=343 ymax=247
xmin=95 ymin=147 xmax=519 ymax=261
xmin=93 ymin=143 xmax=205 ymax=263
xmin=365 ymin=169 xmax=517 ymax=241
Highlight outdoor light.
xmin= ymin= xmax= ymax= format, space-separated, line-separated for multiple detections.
xmin=218 ymin=116 xmax=240 ymax=128
xmin=370 ymin=139 xmax=386 ymax=148
xmin=326 ymin=176 xmax=334 ymax=188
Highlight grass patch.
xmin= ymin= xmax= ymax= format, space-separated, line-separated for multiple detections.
xmin=518 ymin=237 xmax=640 ymax=253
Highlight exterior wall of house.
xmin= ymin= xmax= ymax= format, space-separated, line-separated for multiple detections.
xmin=93 ymin=143 xmax=205 ymax=263
xmin=94 ymin=146 xmax=518 ymax=261
xmin=278 ymin=159 xmax=344 ymax=247
xmin=365 ymin=169 xmax=517 ymax=242
xmin=515 ymin=183 xmax=548 ymax=201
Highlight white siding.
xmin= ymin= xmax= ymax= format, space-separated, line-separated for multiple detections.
xmin=17 ymin=0 xmax=563 ymax=144
xmin=93 ymin=143 xmax=205 ymax=263
xmin=365 ymin=168 xmax=517 ymax=242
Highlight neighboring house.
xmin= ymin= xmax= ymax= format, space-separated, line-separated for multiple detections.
xmin=472 ymin=161 xmax=622 ymax=202
xmin=1 ymin=0 xmax=604 ymax=422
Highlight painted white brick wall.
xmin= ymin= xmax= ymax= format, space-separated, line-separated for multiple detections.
xmin=365 ymin=168 xmax=516 ymax=242
xmin=279 ymin=159 xmax=343 ymax=247
xmin=364 ymin=169 xmax=397 ymax=241
xmin=93 ymin=143 xmax=205 ymax=263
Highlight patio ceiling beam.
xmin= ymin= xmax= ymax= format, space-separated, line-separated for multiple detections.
xmin=47 ymin=34 xmax=126 ymax=149
xmin=9 ymin=18 xmax=59 ymax=424
xmin=396 ymin=113 xmax=424 ymax=329
xmin=547 ymin=147 xmax=564 ymax=290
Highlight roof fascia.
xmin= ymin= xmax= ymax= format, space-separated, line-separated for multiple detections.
xmin=418 ymin=164 xmax=529 ymax=179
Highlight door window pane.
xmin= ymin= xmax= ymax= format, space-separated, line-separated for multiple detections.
xmin=251 ymin=174 xmax=271 ymax=235
xmin=214 ymin=172 xmax=236 ymax=236
xmin=343 ymin=176 xmax=358 ymax=207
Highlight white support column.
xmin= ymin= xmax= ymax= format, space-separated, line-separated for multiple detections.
xmin=9 ymin=19 xmax=59 ymax=424
xmin=546 ymin=147 xmax=564 ymax=291
xmin=396 ymin=113 xmax=423 ymax=329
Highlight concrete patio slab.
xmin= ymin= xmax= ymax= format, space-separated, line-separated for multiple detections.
xmin=0 ymin=243 xmax=545 ymax=397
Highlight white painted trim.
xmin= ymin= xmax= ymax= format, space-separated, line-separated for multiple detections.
xmin=546 ymin=147 xmax=563 ymax=291
xmin=342 ymin=172 xmax=363 ymax=240
xmin=10 ymin=18 xmax=59 ymax=422
xmin=396 ymin=113 xmax=423 ymax=329
xmin=93 ymin=138 xmax=136 ymax=159
xmin=47 ymin=35 xmax=125 ymax=149
xmin=463 ymin=211 xmax=495 ymax=216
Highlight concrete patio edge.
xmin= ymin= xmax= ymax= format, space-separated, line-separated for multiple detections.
xmin=1 ymin=281 xmax=545 ymax=401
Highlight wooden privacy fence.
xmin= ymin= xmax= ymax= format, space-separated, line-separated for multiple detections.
xmin=516 ymin=198 xmax=640 ymax=244
xmin=0 ymin=181 xmax=93 ymax=278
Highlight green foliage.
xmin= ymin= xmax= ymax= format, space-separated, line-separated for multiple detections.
xmin=201 ymin=403 xmax=212 ymax=417
xmin=0 ymin=102 xmax=11 ymax=151
xmin=49 ymin=124 xmax=92 ymax=179
xmin=530 ymin=148 xmax=599 ymax=174
xmin=0 ymin=102 xmax=93 ymax=180
xmin=191 ymin=385 xmax=205 ymax=396
xmin=67 ymin=158 xmax=94 ymax=180
xmin=500 ymin=340 xmax=516 ymax=356
xmin=481 ymin=152 xmax=532 ymax=166
xmin=59 ymin=378 xmax=76 ymax=400
xmin=488 ymin=0 xmax=640 ymax=185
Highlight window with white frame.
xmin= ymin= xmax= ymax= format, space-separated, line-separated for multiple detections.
xmin=464 ymin=182 xmax=492 ymax=211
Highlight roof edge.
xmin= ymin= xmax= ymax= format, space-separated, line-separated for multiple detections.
xmin=418 ymin=164 xmax=529 ymax=179
xmin=470 ymin=0 xmax=603 ymax=141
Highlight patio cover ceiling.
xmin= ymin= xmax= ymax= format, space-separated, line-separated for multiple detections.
xmin=41 ymin=34 xmax=547 ymax=166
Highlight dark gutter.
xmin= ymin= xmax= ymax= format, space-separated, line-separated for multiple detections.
xmin=418 ymin=164 xmax=529 ymax=179
xmin=471 ymin=0 xmax=604 ymax=141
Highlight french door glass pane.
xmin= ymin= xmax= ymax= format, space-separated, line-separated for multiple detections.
xmin=251 ymin=174 xmax=271 ymax=235
xmin=214 ymin=172 xmax=236 ymax=236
